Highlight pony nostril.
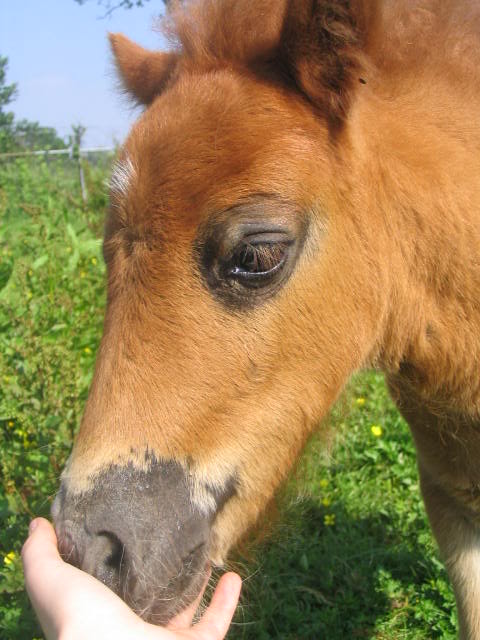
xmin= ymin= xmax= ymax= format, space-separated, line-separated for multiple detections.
xmin=100 ymin=531 xmax=125 ymax=571
xmin=82 ymin=531 xmax=126 ymax=592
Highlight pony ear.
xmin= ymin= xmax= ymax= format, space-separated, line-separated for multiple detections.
xmin=109 ymin=33 xmax=178 ymax=105
xmin=278 ymin=0 xmax=378 ymax=129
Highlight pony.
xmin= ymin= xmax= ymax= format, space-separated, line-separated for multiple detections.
xmin=52 ymin=1 xmax=480 ymax=636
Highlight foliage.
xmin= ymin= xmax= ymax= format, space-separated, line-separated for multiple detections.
xmin=10 ymin=120 xmax=67 ymax=152
xmin=0 ymin=156 xmax=109 ymax=638
xmin=0 ymin=57 xmax=17 ymax=121
xmin=75 ymin=0 xmax=152 ymax=13
xmin=0 ymin=57 xmax=67 ymax=153
xmin=69 ymin=124 xmax=86 ymax=159
xmin=73 ymin=0 xmax=171 ymax=15
xmin=0 ymin=56 xmax=18 ymax=153
xmin=0 ymin=159 xmax=457 ymax=638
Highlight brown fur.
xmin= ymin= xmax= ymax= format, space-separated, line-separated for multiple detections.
xmin=60 ymin=1 xmax=480 ymax=636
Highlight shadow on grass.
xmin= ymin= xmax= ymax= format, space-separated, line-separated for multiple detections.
xmin=228 ymin=497 xmax=449 ymax=640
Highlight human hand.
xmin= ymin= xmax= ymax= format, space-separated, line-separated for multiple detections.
xmin=22 ymin=518 xmax=241 ymax=640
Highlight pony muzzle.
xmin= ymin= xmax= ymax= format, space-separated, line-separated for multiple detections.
xmin=51 ymin=459 xmax=219 ymax=623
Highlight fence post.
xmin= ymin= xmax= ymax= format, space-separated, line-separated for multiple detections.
xmin=71 ymin=125 xmax=87 ymax=204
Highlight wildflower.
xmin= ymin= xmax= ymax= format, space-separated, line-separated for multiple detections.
xmin=80 ymin=271 xmax=86 ymax=278
xmin=371 ymin=424 xmax=383 ymax=437
xmin=356 ymin=397 xmax=366 ymax=407
xmin=3 ymin=375 xmax=10 ymax=383
xmin=324 ymin=514 xmax=335 ymax=526
xmin=319 ymin=479 xmax=329 ymax=489
xmin=84 ymin=347 xmax=92 ymax=354
xmin=28 ymin=269 xmax=33 ymax=276
xmin=322 ymin=497 xmax=331 ymax=507
xmin=27 ymin=291 xmax=33 ymax=300
xmin=4 ymin=551 xmax=16 ymax=566
xmin=7 ymin=421 xmax=14 ymax=428
xmin=91 ymin=257 xmax=98 ymax=265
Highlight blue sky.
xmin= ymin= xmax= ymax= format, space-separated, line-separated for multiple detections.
xmin=1 ymin=1 xmax=168 ymax=147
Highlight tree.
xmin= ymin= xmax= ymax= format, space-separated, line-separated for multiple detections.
xmin=69 ymin=124 xmax=86 ymax=156
xmin=75 ymin=0 xmax=152 ymax=13
xmin=13 ymin=119 xmax=67 ymax=151
xmin=0 ymin=56 xmax=18 ymax=152
xmin=74 ymin=0 xmax=171 ymax=15
xmin=0 ymin=56 xmax=17 ymax=118
xmin=70 ymin=124 xmax=88 ymax=202
xmin=0 ymin=56 xmax=68 ymax=153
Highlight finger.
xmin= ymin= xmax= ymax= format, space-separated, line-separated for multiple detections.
xmin=191 ymin=573 xmax=242 ymax=640
xmin=22 ymin=518 xmax=61 ymax=565
xmin=167 ymin=569 xmax=212 ymax=630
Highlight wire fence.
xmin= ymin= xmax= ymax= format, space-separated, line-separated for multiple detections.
xmin=0 ymin=146 xmax=115 ymax=159
xmin=0 ymin=146 xmax=117 ymax=204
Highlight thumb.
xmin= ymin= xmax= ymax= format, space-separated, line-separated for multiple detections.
xmin=22 ymin=518 xmax=62 ymax=589
xmin=22 ymin=518 xmax=61 ymax=567
xmin=22 ymin=518 xmax=145 ymax=640
xmin=22 ymin=518 xmax=65 ymax=639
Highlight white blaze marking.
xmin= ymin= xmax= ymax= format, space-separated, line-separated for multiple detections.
xmin=109 ymin=156 xmax=136 ymax=199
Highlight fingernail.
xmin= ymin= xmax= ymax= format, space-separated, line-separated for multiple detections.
xmin=29 ymin=519 xmax=39 ymax=535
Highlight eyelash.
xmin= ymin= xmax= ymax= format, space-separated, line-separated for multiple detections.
xmin=239 ymin=242 xmax=287 ymax=272
xmin=229 ymin=242 xmax=289 ymax=282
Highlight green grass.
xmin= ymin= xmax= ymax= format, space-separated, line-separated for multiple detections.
xmin=0 ymin=159 xmax=457 ymax=639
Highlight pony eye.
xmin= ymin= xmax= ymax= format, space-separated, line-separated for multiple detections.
xmin=195 ymin=204 xmax=307 ymax=308
xmin=230 ymin=241 xmax=288 ymax=284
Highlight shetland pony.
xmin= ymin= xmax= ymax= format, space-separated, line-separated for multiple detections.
xmin=52 ymin=1 xmax=480 ymax=636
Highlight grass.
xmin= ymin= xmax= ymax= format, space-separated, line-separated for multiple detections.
xmin=0 ymin=158 xmax=457 ymax=639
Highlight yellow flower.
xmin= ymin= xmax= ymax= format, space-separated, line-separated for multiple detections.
xmin=3 ymin=375 xmax=10 ymax=383
xmin=322 ymin=497 xmax=331 ymax=507
xmin=91 ymin=257 xmax=98 ymax=265
xmin=80 ymin=271 xmax=86 ymax=278
xmin=28 ymin=269 xmax=33 ymax=276
xmin=319 ymin=479 xmax=329 ymax=489
xmin=84 ymin=347 xmax=92 ymax=354
xmin=7 ymin=420 xmax=14 ymax=428
xmin=356 ymin=397 xmax=366 ymax=407
xmin=4 ymin=551 xmax=16 ymax=566
xmin=27 ymin=291 xmax=33 ymax=300
xmin=324 ymin=514 xmax=335 ymax=526
xmin=371 ymin=424 xmax=383 ymax=437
